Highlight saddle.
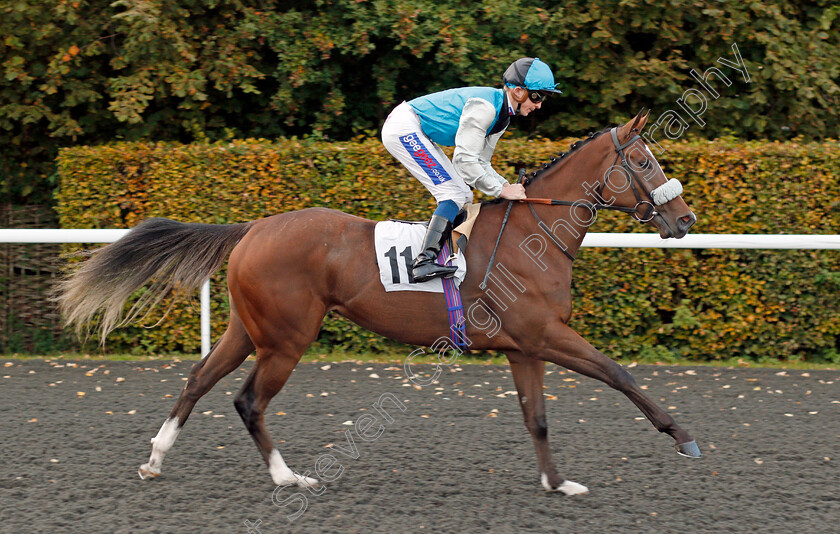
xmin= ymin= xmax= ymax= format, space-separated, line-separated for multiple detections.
xmin=375 ymin=204 xmax=481 ymax=294
xmin=387 ymin=203 xmax=480 ymax=254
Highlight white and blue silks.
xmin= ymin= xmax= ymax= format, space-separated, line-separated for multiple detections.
xmin=381 ymin=87 xmax=512 ymax=210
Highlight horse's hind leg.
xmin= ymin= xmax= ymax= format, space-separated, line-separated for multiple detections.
xmin=507 ymin=352 xmax=588 ymax=495
xmin=138 ymin=309 xmax=255 ymax=480
xmin=233 ymin=346 xmax=318 ymax=487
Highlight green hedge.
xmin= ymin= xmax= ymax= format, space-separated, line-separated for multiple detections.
xmin=6 ymin=0 xmax=840 ymax=203
xmin=56 ymin=137 xmax=840 ymax=363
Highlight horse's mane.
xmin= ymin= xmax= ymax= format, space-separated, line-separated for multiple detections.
xmin=481 ymin=126 xmax=614 ymax=206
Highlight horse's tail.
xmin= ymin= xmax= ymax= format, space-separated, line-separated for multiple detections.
xmin=57 ymin=217 xmax=252 ymax=343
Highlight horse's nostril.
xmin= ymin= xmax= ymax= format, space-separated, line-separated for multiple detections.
xmin=677 ymin=213 xmax=696 ymax=232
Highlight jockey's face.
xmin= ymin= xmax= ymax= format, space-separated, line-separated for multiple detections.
xmin=511 ymin=87 xmax=543 ymax=116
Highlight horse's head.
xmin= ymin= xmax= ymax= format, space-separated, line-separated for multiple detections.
xmin=521 ymin=111 xmax=696 ymax=239
xmin=595 ymin=111 xmax=697 ymax=238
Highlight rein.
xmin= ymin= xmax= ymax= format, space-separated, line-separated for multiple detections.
xmin=479 ymin=168 xmax=525 ymax=290
xmin=519 ymin=197 xmax=637 ymax=212
xmin=479 ymin=127 xmax=670 ymax=289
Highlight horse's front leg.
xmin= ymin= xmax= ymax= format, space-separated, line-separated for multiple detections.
xmin=506 ymin=351 xmax=589 ymax=495
xmin=526 ymin=323 xmax=701 ymax=458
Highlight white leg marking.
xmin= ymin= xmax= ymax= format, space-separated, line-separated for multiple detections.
xmin=139 ymin=418 xmax=181 ymax=479
xmin=541 ymin=473 xmax=589 ymax=495
xmin=269 ymin=449 xmax=318 ymax=487
xmin=541 ymin=473 xmax=552 ymax=491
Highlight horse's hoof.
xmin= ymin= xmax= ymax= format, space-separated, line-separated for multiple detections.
xmin=271 ymin=470 xmax=319 ymax=488
xmin=138 ymin=463 xmax=161 ymax=480
xmin=675 ymin=440 xmax=702 ymax=458
xmin=557 ymin=480 xmax=589 ymax=495
xmin=541 ymin=474 xmax=588 ymax=495
xmin=294 ymin=474 xmax=319 ymax=488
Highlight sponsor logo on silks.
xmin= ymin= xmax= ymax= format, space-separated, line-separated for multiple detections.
xmin=399 ymin=133 xmax=452 ymax=185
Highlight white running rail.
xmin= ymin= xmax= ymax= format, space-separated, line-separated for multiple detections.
xmin=581 ymin=233 xmax=840 ymax=249
xmin=1 ymin=229 xmax=211 ymax=357
xmin=3 ymin=229 xmax=840 ymax=357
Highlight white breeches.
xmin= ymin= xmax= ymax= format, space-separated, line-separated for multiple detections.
xmin=381 ymin=102 xmax=473 ymax=209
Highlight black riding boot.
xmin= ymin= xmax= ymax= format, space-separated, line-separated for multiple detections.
xmin=412 ymin=214 xmax=458 ymax=283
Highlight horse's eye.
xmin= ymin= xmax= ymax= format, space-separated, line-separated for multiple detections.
xmin=639 ymin=159 xmax=651 ymax=169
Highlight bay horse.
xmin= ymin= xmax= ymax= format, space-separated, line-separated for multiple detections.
xmin=58 ymin=111 xmax=700 ymax=496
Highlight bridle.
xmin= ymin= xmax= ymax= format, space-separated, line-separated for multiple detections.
xmin=524 ymin=127 xmax=681 ymax=223
xmin=606 ymin=127 xmax=659 ymax=222
xmin=479 ymin=127 xmax=684 ymax=289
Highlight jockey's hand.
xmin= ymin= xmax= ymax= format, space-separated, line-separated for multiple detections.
xmin=500 ymin=182 xmax=527 ymax=200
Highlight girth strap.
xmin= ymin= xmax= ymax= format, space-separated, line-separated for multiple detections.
xmin=440 ymin=241 xmax=467 ymax=349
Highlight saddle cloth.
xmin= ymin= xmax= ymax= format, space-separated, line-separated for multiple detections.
xmin=374 ymin=204 xmax=481 ymax=293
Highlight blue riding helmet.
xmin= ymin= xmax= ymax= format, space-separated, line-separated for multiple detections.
xmin=503 ymin=57 xmax=563 ymax=94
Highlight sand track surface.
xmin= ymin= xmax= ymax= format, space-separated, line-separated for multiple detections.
xmin=1 ymin=359 xmax=838 ymax=533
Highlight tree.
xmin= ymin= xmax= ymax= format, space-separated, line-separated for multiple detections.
xmin=1 ymin=0 xmax=838 ymax=204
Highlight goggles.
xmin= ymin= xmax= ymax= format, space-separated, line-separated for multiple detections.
xmin=528 ymin=91 xmax=548 ymax=103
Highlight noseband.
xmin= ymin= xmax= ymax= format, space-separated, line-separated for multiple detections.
xmin=479 ymin=128 xmax=684 ymax=289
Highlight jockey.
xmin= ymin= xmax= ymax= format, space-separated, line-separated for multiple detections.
xmin=382 ymin=57 xmax=561 ymax=282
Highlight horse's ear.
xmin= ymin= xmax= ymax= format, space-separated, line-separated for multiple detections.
xmin=620 ymin=108 xmax=650 ymax=141
xmin=630 ymin=108 xmax=649 ymax=131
